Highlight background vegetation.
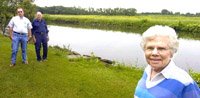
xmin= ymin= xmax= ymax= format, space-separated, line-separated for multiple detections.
xmin=37 ymin=6 xmax=200 ymax=17
xmin=37 ymin=6 xmax=137 ymax=16
xmin=0 ymin=0 xmax=36 ymax=34
xmin=1 ymin=1 xmax=200 ymax=35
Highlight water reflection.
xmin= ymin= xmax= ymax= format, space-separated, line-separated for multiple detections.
xmin=48 ymin=25 xmax=200 ymax=72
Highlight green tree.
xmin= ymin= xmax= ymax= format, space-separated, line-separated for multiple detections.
xmin=0 ymin=0 xmax=15 ymax=33
xmin=126 ymin=8 xmax=137 ymax=16
xmin=161 ymin=9 xmax=172 ymax=15
xmin=175 ymin=12 xmax=181 ymax=15
xmin=0 ymin=0 xmax=36 ymax=34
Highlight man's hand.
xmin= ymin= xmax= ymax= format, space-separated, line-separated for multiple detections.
xmin=9 ymin=28 xmax=13 ymax=40
xmin=28 ymin=36 xmax=32 ymax=41
xmin=33 ymin=36 xmax=36 ymax=43
xmin=10 ymin=36 xmax=13 ymax=40
xmin=47 ymin=36 xmax=49 ymax=41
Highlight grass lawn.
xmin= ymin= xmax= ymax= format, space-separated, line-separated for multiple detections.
xmin=0 ymin=34 xmax=143 ymax=98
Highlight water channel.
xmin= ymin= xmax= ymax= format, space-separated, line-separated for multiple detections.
xmin=48 ymin=25 xmax=200 ymax=72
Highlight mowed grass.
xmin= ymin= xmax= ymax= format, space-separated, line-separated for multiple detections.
xmin=0 ymin=34 xmax=143 ymax=98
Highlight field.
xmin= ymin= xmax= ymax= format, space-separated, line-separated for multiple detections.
xmin=45 ymin=15 xmax=200 ymax=33
xmin=45 ymin=15 xmax=200 ymax=24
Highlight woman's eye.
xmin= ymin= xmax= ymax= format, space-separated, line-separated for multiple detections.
xmin=158 ymin=48 xmax=167 ymax=51
xmin=147 ymin=47 xmax=154 ymax=50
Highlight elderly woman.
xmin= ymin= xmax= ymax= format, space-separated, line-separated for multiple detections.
xmin=134 ymin=25 xmax=200 ymax=98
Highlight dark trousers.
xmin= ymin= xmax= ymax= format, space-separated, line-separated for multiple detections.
xmin=34 ymin=33 xmax=48 ymax=61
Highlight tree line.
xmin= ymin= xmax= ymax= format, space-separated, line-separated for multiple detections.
xmin=144 ymin=9 xmax=200 ymax=17
xmin=37 ymin=6 xmax=200 ymax=17
xmin=37 ymin=6 xmax=137 ymax=16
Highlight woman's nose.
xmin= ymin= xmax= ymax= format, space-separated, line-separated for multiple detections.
xmin=152 ymin=48 xmax=158 ymax=54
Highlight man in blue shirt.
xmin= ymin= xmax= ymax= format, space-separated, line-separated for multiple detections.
xmin=32 ymin=12 xmax=49 ymax=62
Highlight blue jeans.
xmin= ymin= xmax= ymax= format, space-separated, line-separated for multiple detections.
xmin=34 ymin=33 xmax=48 ymax=61
xmin=11 ymin=33 xmax=28 ymax=64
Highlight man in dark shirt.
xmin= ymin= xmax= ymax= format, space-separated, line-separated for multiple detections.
xmin=32 ymin=12 xmax=49 ymax=62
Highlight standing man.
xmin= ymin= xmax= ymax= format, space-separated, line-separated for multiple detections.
xmin=8 ymin=8 xmax=32 ymax=67
xmin=32 ymin=12 xmax=49 ymax=62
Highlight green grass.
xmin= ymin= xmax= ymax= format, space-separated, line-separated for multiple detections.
xmin=0 ymin=34 xmax=143 ymax=98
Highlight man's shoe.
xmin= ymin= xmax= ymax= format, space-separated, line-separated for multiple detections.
xmin=43 ymin=59 xmax=48 ymax=61
xmin=23 ymin=61 xmax=28 ymax=64
xmin=10 ymin=63 xmax=15 ymax=67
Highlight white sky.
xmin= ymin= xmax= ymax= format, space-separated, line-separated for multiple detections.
xmin=34 ymin=0 xmax=200 ymax=14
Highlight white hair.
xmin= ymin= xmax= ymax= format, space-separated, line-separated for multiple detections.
xmin=140 ymin=25 xmax=179 ymax=55
xmin=36 ymin=12 xmax=42 ymax=15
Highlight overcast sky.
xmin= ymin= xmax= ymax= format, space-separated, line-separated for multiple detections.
xmin=34 ymin=0 xmax=200 ymax=14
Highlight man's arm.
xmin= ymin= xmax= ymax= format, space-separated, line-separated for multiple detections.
xmin=28 ymin=29 xmax=32 ymax=41
xmin=8 ymin=17 xmax=14 ymax=40
xmin=31 ymin=20 xmax=37 ymax=43
xmin=44 ymin=20 xmax=49 ymax=41
xmin=9 ymin=27 xmax=13 ymax=40
xmin=32 ymin=35 xmax=36 ymax=43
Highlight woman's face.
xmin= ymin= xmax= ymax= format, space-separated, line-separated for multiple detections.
xmin=145 ymin=35 xmax=172 ymax=71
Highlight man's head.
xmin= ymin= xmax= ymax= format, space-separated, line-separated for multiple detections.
xmin=36 ymin=12 xmax=43 ymax=21
xmin=17 ymin=8 xmax=24 ymax=18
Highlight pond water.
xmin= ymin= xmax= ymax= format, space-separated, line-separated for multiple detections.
xmin=48 ymin=25 xmax=200 ymax=72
